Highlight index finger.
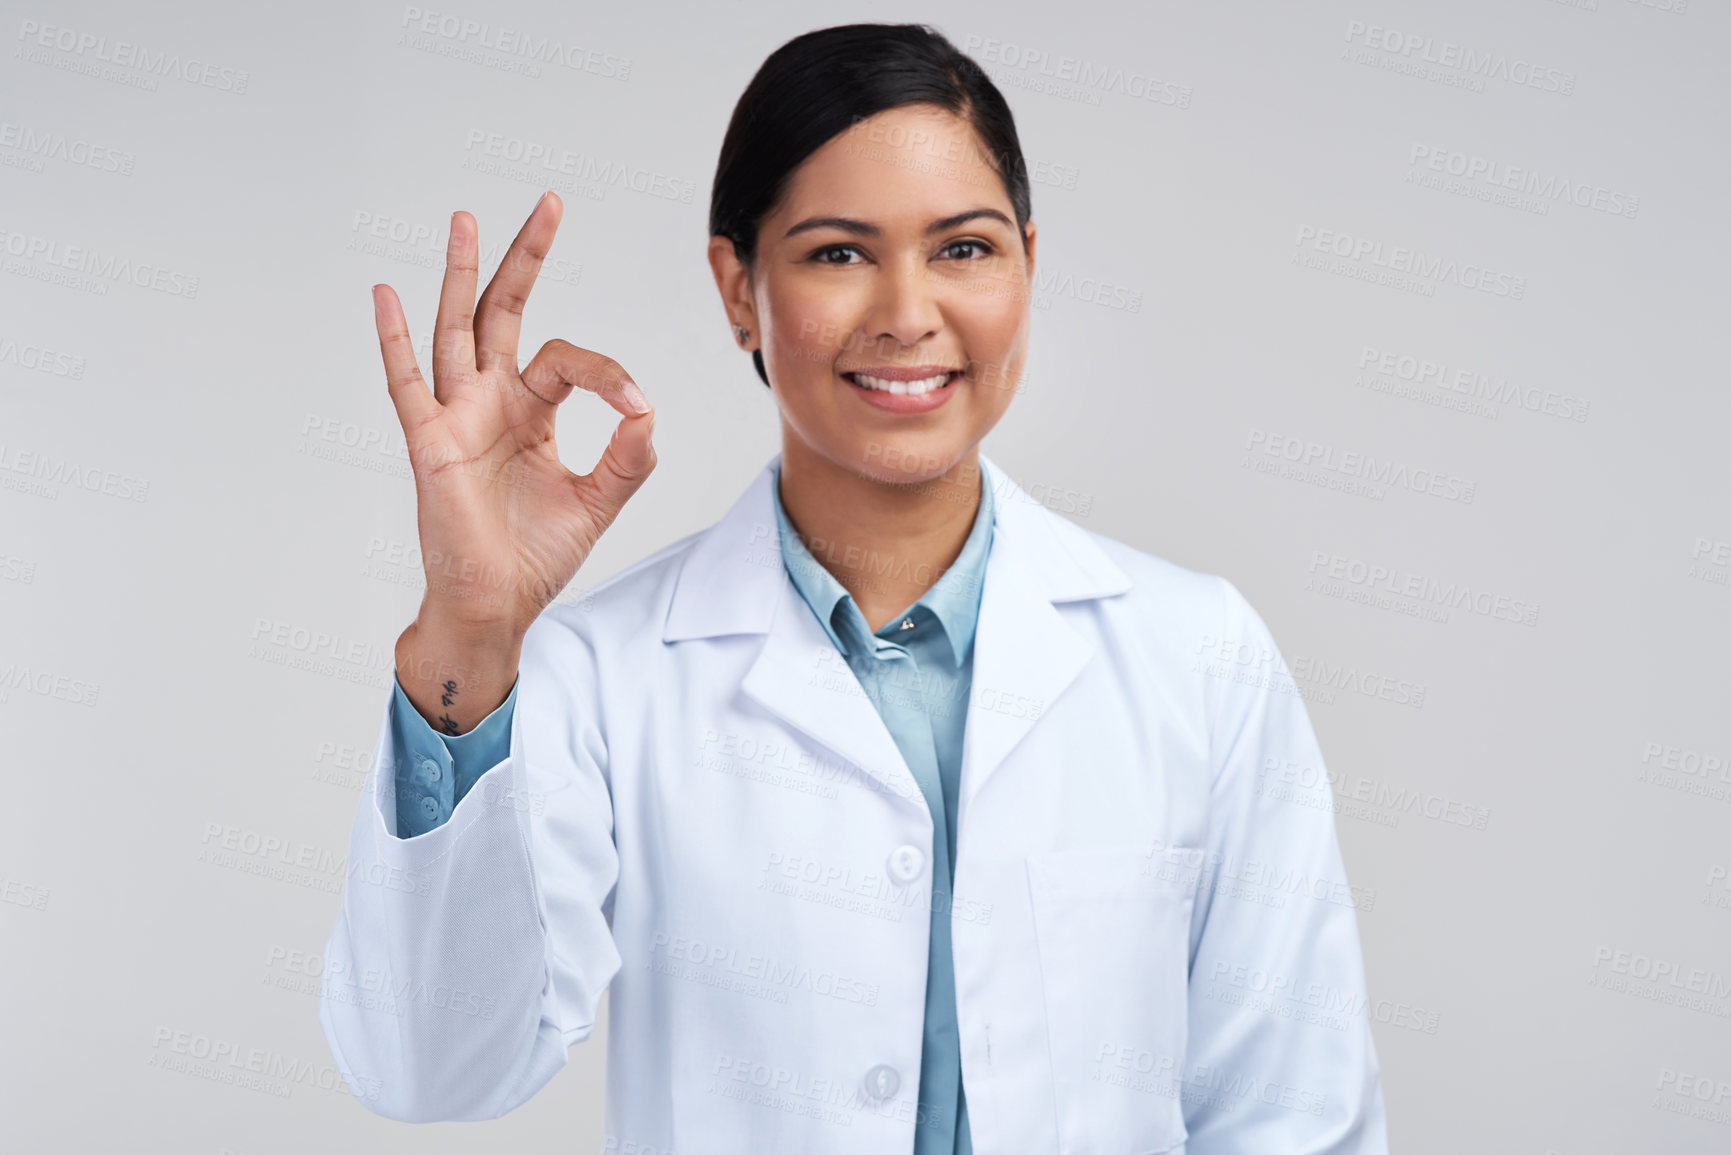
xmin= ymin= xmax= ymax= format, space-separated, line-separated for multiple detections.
xmin=474 ymin=190 xmax=562 ymax=373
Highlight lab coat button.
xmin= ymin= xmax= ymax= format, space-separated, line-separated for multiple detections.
xmin=862 ymin=1064 xmax=900 ymax=1100
xmin=887 ymin=845 xmax=924 ymax=883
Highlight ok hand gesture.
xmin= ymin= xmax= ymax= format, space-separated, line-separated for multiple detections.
xmin=371 ymin=191 xmax=655 ymax=730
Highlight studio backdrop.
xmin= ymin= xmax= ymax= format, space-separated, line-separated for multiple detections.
xmin=2 ymin=0 xmax=1726 ymax=1152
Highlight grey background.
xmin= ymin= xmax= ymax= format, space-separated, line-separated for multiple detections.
xmin=2 ymin=0 xmax=1727 ymax=1151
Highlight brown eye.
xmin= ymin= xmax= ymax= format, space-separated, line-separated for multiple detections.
xmin=814 ymin=245 xmax=864 ymax=264
xmin=941 ymin=240 xmax=992 ymax=261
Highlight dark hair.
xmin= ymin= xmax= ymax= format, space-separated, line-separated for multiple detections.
xmin=709 ymin=23 xmax=1033 ymax=387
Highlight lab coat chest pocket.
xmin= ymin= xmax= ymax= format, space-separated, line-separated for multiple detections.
xmin=1027 ymin=847 xmax=1197 ymax=1155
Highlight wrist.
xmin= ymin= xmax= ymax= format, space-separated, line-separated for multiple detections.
xmin=397 ymin=603 xmax=521 ymax=678
xmin=414 ymin=595 xmax=527 ymax=650
xmin=394 ymin=615 xmax=522 ymax=735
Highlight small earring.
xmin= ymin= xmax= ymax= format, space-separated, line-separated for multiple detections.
xmin=734 ymin=325 xmax=749 ymax=347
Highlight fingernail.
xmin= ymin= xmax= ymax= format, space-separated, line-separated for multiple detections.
xmin=622 ymin=379 xmax=651 ymax=414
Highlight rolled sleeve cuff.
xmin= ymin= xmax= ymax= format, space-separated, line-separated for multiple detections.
xmin=389 ymin=676 xmax=519 ymax=838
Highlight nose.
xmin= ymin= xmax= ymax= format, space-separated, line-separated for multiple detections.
xmin=861 ymin=253 xmax=942 ymax=354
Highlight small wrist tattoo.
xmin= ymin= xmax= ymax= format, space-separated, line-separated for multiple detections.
xmin=436 ymin=680 xmax=461 ymax=734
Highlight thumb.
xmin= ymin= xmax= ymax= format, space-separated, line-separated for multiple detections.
xmin=584 ymin=408 xmax=657 ymax=520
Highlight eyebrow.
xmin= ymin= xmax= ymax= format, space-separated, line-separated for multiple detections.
xmin=781 ymin=208 xmax=1015 ymax=241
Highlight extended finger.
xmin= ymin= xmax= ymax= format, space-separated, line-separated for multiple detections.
xmin=432 ymin=211 xmax=479 ymax=392
xmin=372 ymin=284 xmax=440 ymax=432
xmin=474 ymin=191 xmax=562 ymax=373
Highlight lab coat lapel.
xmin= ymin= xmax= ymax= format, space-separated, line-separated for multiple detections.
xmin=740 ymin=577 xmax=928 ymax=810
xmin=959 ymin=526 xmax=1089 ymax=810
xmin=662 ymin=455 xmax=927 ymax=809
xmin=959 ymin=456 xmax=1125 ymax=809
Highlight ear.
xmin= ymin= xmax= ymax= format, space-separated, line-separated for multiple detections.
xmin=707 ymin=235 xmax=759 ymax=349
xmin=1021 ymin=219 xmax=1037 ymax=282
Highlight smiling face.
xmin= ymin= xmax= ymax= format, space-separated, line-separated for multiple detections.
xmin=709 ymin=103 xmax=1036 ymax=488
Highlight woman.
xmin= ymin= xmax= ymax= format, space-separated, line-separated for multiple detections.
xmin=321 ymin=23 xmax=1388 ymax=1155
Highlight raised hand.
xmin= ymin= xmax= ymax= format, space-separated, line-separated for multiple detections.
xmin=372 ymin=191 xmax=656 ymax=730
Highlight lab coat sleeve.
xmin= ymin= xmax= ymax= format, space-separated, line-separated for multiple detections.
xmin=1181 ymin=578 xmax=1389 ymax=1154
xmin=318 ymin=614 xmax=623 ymax=1121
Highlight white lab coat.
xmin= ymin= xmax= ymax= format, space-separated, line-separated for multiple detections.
xmin=320 ymin=451 xmax=1388 ymax=1154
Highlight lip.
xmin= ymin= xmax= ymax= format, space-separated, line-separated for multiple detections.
xmin=842 ymin=365 xmax=964 ymax=415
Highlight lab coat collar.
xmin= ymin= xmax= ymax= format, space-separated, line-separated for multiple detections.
xmin=663 ymin=451 xmax=1132 ymax=807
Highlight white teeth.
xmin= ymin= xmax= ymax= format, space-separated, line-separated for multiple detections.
xmin=851 ymin=373 xmax=952 ymax=396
